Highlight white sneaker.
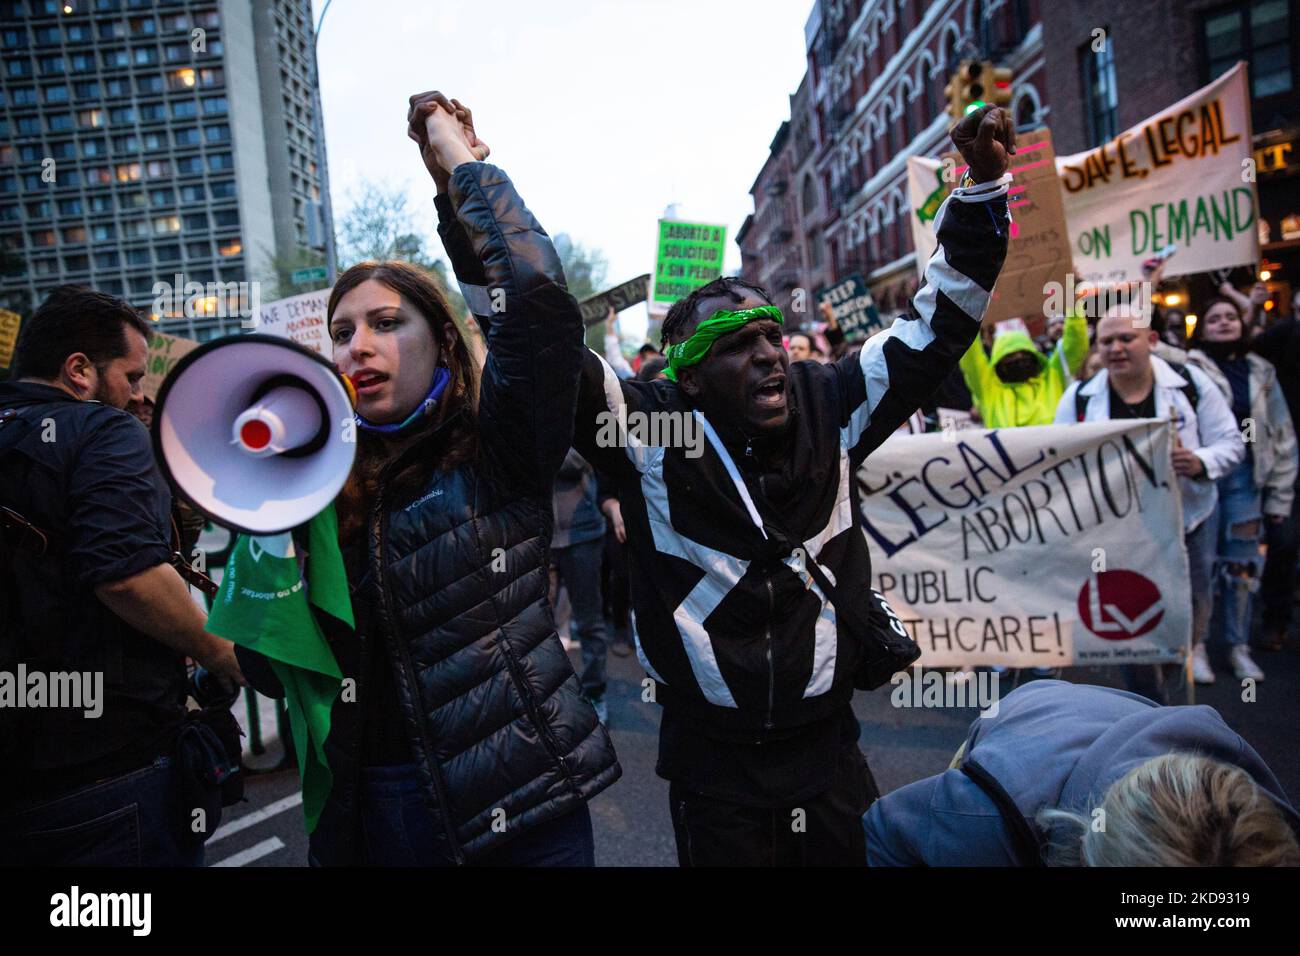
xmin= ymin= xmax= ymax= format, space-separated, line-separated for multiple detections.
xmin=1191 ymin=644 xmax=1215 ymax=684
xmin=1231 ymin=646 xmax=1264 ymax=682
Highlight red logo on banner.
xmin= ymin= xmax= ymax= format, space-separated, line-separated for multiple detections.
xmin=1077 ymin=570 xmax=1165 ymax=640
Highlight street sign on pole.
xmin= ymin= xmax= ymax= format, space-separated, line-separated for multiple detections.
xmin=291 ymin=266 xmax=329 ymax=286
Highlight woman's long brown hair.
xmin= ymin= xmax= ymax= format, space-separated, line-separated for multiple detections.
xmin=330 ymin=261 xmax=481 ymax=546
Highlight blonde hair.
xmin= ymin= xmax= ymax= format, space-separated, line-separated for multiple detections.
xmin=1037 ymin=753 xmax=1300 ymax=867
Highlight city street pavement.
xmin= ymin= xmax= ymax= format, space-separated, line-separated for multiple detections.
xmin=210 ymin=629 xmax=1300 ymax=867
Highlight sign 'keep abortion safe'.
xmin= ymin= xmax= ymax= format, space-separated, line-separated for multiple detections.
xmin=857 ymin=420 xmax=1189 ymax=668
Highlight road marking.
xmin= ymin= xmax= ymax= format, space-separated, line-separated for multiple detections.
xmin=211 ymin=836 xmax=285 ymax=868
xmin=209 ymin=792 xmax=303 ymax=844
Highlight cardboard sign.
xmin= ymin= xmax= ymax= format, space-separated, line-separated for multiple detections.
xmin=1056 ymin=62 xmax=1258 ymax=284
xmin=911 ymin=130 xmax=1074 ymax=331
xmin=652 ymin=221 xmax=727 ymax=306
xmin=142 ymin=329 xmax=199 ymax=402
xmin=0 ymin=308 xmax=20 ymax=368
xmin=250 ymin=287 xmax=333 ymax=356
xmin=579 ymin=274 xmax=651 ymax=327
xmin=815 ymin=273 xmax=884 ymax=343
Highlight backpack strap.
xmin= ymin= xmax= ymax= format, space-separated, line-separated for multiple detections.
xmin=1164 ymin=361 xmax=1200 ymax=411
xmin=1073 ymin=382 xmax=1089 ymax=422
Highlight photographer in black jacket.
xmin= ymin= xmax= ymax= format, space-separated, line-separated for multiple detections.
xmin=0 ymin=287 xmax=242 ymax=866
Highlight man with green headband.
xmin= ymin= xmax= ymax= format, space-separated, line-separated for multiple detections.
xmin=442 ymin=106 xmax=1016 ymax=865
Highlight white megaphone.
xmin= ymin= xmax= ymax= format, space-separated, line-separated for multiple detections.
xmin=152 ymin=334 xmax=357 ymax=535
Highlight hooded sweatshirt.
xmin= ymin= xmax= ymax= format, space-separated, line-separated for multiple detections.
xmin=960 ymin=309 xmax=1088 ymax=427
xmin=863 ymin=680 xmax=1300 ymax=865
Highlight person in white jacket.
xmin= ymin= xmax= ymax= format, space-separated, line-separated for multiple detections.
xmin=1055 ymin=306 xmax=1245 ymax=699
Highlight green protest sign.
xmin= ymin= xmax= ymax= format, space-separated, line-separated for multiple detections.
xmin=652 ymin=220 xmax=727 ymax=305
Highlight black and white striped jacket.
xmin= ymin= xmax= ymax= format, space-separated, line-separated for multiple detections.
xmin=445 ymin=177 xmax=1010 ymax=734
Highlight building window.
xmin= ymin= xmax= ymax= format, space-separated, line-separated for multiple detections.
xmin=62 ymin=225 xmax=87 ymax=244
xmin=167 ymin=68 xmax=197 ymax=90
xmin=218 ymin=238 xmax=242 ymax=257
xmin=1080 ymin=32 xmax=1119 ymax=148
xmin=801 ymin=174 xmax=818 ymax=217
xmin=1202 ymin=0 xmax=1293 ymax=97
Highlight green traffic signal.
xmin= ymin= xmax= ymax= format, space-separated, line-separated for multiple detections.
xmin=963 ymin=100 xmax=986 ymax=115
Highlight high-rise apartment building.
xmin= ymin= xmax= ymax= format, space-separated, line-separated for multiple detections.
xmin=0 ymin=0 xmax=332 ymax=340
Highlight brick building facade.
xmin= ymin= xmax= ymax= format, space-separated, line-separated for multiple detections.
xmin=739 ymin=0 xmax=1048 ymax=326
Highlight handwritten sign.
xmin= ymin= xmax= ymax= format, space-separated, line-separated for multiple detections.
xmin=142 ymin=329 xmax=199 ymax=402
xmin=579 ymin=274 xmax=651 ymax=327
xmin=815 ymin=273 xmax=883 ymax=343
xmin=652 ymin=221 xmax=727 ymax=305
xmin=860 ymin=420 xmax=1188 ymax=667
xmin=250 ymin=287 xmax=332 ymax=355
xmin=1056 ymin=62 xmax=1257 ymax=283
xmin=0 ymin=308 xmax=20 ymax=368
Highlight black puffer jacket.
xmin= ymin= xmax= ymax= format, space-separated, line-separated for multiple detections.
xmin=242 ymin=162 xmax=619 ymax=864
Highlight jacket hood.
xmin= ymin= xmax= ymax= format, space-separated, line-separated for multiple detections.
xmin=989 ymin=330 xmax=1047 ymax=371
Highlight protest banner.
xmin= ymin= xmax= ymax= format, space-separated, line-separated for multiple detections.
xmin=142 ymin=329 xmax=199 ymax=402
xmin=814 ymin=273 xmax=883 ymax=342
xmin=0 ymin=308 xmax=20 ymax=368
xmin=579 ymin=273 xmax=651 ymax=326
xmin=909 ymin=128 xmax=1072 ymax=334
xmin=250 ymin=287 xmax=332 ymax=355
xmin=651 ymin=221 xmax=727 ymax=306
xmin=1056 ymin=62 xmax=1257 ymax=284
xmin=858 ymin=419 xmax=1189 ymax=668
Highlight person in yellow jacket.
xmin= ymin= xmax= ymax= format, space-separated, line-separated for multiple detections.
xmin=959 ymin=308 xmax=1089 ymax=426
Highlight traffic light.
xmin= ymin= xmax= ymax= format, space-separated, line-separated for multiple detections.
xmin=944 ymin=60 xmax=986 ymax=119
xmin=986 ymin=64 xmax=1014 ymax=110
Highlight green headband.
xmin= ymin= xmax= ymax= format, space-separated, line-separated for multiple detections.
xmin=663 ymin=305 xmax=784 ymax=382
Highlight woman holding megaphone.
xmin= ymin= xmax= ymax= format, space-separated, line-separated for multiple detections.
xmin=239 ymin=93 xmax=619 ymax=866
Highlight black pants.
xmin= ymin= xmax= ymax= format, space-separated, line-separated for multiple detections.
xmin=668 ymin=744 xmax=878 ymax=867
xmin=600 ymin=524 xmax=630 ymax=630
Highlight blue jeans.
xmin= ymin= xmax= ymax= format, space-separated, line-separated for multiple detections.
xmin=552 ymin=537 xmax=608 ymax=699
xmin=1211 ymin=459 xmax=1263 ymax=648
xmin=358 ymin=763 xmax=595 ymax=866
xmin=0 ymin=755 xmax=204 ymax=866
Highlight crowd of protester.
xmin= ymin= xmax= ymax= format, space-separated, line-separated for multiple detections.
xmin=2 ymin=97 xmax=1297 ymax=869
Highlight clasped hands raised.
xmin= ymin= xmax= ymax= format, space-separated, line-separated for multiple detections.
xmin=407 ymin=91 xmax=490 ymax=193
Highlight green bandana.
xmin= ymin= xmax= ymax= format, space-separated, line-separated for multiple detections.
xmin=663 ymin=305 xmax=784 ymax=382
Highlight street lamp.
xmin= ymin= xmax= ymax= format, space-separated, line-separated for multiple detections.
xmin=312 ymin=0 xmax=339 ymax=283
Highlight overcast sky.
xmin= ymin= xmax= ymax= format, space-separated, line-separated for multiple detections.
xmin=312 ymin=0 xmax=812 ymax=340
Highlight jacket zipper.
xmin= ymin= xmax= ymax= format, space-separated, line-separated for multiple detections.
xmin=747 ymin=437 xmax=776 ymax=732
xmin=371 ymin=498 xmax=466 ymax=865
xmin=764 ymin=577 xmax=775 ymax=732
